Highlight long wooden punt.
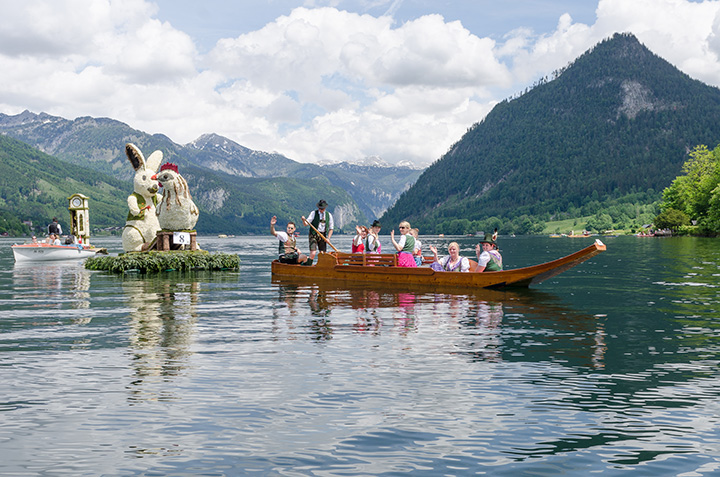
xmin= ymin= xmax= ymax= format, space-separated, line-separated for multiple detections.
xmin=271 ymin=239 xmax=606 ymax=289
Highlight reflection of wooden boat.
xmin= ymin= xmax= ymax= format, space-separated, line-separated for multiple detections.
xmin=272 ymin=239 xmax=606 ymax=289
xmin=11 ymin=243 xmax=100 ymax=262
xmin=272 ymin=274 xmax=518 ymax=305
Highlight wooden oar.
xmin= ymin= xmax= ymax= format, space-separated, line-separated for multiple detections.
xmin=304 ymin=219 xmax=339 ymax=253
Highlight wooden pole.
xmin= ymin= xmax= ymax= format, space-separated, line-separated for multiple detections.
xmin=305 ymin=220 xmax=339 ymax=253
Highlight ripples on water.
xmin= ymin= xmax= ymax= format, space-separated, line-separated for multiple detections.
xmin=1 ymin=235 xmax=720 ymax=475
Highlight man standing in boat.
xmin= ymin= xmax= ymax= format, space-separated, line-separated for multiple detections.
xmin=48 ymin=217 xmax=62 ymax=236
xmin=302 ymin=199 xmax=334 ymax=261
xmin=270 ymin=216 xmax=309 ymax=265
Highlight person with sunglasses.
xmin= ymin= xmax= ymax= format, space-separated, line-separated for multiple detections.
xmin=389 ymin=221 xmax=417 ymax=267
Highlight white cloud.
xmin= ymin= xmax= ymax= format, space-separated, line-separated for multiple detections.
xmin=3 ymin=0 xmax=720 ymax=167
xmin=205 ymin=7 xmax=510 ymax=163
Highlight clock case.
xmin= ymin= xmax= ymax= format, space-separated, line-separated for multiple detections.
xmin=67 ymin=193 xmax=91 ymax=244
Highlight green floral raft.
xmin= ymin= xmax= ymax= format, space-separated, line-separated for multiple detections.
xmin=85 ymin=250 xmax=240 ymax=274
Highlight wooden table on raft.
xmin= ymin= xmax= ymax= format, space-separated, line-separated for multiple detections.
xmin=271 ymin=240 xmax=607 ymax=289
xmin=152 ymin=231 xmax=198 ymax=251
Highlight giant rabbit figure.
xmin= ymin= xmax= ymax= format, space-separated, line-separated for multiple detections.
xmin=121 ymin=143 xmax=163 ymax=252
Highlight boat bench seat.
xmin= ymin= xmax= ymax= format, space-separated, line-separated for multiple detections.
xmin=337 ymin=253 xmax=398 ymax=267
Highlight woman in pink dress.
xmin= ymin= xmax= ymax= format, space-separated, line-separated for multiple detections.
xmin=390 ymin=221 xmax=417 ymax=267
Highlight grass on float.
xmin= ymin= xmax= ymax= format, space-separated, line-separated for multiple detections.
xmin=85 ymin=250 xmax=240 ymax=273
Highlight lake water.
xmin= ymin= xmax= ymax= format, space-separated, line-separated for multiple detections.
xmin=1 ymin=234 xmax=719 ymax=476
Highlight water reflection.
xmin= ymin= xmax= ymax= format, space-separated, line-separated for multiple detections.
xmin=121 ymin=276 xmax=200 ymax=403
xmin=12 ymin=261 xmax=92 ymax=315
xmin=271 ymin=276 xmax=606 ymax=369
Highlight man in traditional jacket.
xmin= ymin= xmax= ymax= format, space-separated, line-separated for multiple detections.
xmin=302 ymin=199 xmax=334 ymax=261
xmin=270 ymin=216 xmax=308 ymax=264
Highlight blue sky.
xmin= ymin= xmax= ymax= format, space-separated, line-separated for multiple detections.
xmin=152 ymin=0 xmax=599 ymax=53
xmin=1 ymin=1 xmax=719 ymax=167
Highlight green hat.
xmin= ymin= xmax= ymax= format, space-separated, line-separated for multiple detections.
xmin=479 ymin=232 xmax=497 ymax=245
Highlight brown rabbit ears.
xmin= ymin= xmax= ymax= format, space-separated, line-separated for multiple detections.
xmin=125 ymin=143 xmax=163 ymax=172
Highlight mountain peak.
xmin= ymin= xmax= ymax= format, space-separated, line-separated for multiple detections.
xmin=381 ymin=32 xmax=720 ymax=233
xmin=188 ymin=133 xmax=252 ymax=155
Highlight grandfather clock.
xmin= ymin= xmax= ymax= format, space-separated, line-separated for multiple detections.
xmin=68 ymin=193 xmax=90 ymax=245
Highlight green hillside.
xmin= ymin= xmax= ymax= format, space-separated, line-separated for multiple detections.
xmin=0 ymin=134 xmax=128 ymax=236
xmin=381 ymin=33 xmax=720 ymax=234
xmin=0 ymin=134 xmax=365 ymax=236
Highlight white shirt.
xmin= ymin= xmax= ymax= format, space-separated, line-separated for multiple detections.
xmin=440 ymin=255 xmax=470 ymax=272
xmin=413 ymin=239 xmax=422 ymax=254
xmin=478 ymin=250 xmax=502 ymax=269
xmin=366 ymin=234 xmax=379 ymax=252
xmin=275 ymin=231 xmax=291 ymax=243
xmin=306 ymin=210 xmax=334 ymax=233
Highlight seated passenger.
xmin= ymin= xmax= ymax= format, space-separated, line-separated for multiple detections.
xmin=352 ymin=225 xmax=369 ymax=253
xmin=411 ymin=228 xmax=423 ymax=266
xmin=270 ymin=216 xmax=309 ymax=265
xmin=390 ymin=221 xmax=417 ymax=267
xmin=429 ymin=242 xmax=470 ymax=272
xmin=368 ymin=220 xmax=381 ymax=253
xmin=475 ymin=232 xmax=503 ymax=272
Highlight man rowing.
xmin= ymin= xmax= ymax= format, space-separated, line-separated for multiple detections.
xmin=301 ymin=199 xmax=334 ymax=261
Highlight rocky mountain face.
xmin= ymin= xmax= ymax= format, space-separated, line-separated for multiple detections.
xmin=382 ymin=33 xmax=720 ymax=233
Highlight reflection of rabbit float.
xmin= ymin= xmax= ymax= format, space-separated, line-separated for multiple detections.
xmin=121 ymin=144 xmax=162 ymax=252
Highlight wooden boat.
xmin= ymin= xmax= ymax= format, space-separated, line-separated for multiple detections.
xmin=11 ymin=243 xmax=101 ymax=262
xmin=271 ymin=239 xmax=606 ymax=289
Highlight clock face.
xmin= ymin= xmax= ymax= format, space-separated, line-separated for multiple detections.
xmin=71 ymin=197 xmax=82 ymax=208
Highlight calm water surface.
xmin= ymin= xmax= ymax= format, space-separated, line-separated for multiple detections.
xmin=1 ymin=235 xmax=720 ymax=476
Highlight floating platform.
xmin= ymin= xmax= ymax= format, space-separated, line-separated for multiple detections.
xmin=85 ymin=250 xmax=240 ymax=274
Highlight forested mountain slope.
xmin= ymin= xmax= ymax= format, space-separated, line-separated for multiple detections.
xmin=0 ymin=134 xmax=362 ymax=236
xmin=0 ymin=134 xmax=128 ymax=235
xmin=0 ymin=113 xmax=420 ymax=229
xmin=382 ymin=33 xmax=720 ymax=233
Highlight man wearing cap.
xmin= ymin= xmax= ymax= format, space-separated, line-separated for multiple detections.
xmin=474 ymin=231 xmax=503 ymax=272
xmin=302 ymin=200 xmax=334 ymax=260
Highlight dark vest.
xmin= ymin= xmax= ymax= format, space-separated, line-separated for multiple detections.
xmin=48 ymin=222 xmax=60 ymax=234
xmin=310 ymin=210 xmax=328 ymax=236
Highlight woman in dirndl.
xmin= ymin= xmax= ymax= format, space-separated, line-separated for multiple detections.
xmin=390 ymin=220 xmax=417 ymax=267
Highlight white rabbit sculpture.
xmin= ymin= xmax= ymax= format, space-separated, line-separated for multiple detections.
xmin=121 ymin=143 xmax=163 ymax=252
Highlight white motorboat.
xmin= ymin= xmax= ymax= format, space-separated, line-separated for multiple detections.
xmin=11 ymin=243 xmax=99 ymax=262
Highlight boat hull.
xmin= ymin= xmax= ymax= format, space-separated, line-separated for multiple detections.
xmin=11 ymin=244 xmax=99 ymax=262
xmin=271 ymin=240 xmax=606 ymax=289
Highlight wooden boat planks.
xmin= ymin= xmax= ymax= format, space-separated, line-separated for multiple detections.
xmin=271 ymin=239 xmax=606 ymax=289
